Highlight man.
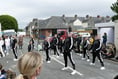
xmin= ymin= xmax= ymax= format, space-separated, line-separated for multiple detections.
xmin=102 ymin=32 xmax=107 ymax=47
xmin=82 ymin=37 xmax=90 ymax=61
xmin=90 ymin=35 xmax=105 ymax=70
xmin=51 ymin=34 xmax=60 ymax=58
xmin=12 ymin=35 xmax=18 ymax=61
xmin=62 ymin=33 xmax=76 ymax=75
xmin=43 ymin=37 xmax=51 ymax=63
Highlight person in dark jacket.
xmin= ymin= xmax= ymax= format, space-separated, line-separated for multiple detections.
xmin=102 ymin=32 xmax=107 ymax=47
xmin=28 ymin=40 xmax=32 ymax=52
xmin=82 ymin=37 xmax=90 ymax=61
xmin=62 ymin=33 xmax=76 ymax=75
xmin=43 ymin=37 xmax=51 ymax=63
xmin=30 ymin=37 xmax=34 ymax=50
xmin=90 ymin=35 xmax=105 ymax=70
xmin=12 ymin=35 xmax=18 ymax=61
xmin=51 ymin=34 xmax=60 ymax=58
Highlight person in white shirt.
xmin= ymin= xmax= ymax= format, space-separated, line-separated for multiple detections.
xmin=5 ymin=36 xmax=10 ymax=55
xmin=0 ymin=37 xmax=5 ymax=57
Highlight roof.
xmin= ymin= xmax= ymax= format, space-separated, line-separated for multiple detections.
xmin=32 ymin=16 xmax=111 ymax=30
xmin=95 ymin=21 xmax=114 ymax=28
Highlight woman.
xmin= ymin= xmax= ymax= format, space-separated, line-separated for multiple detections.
xmin=18 ymin=36 xmax=23 ymax=49
xmin=15 ymin=52 xmax=42 ymax=79
xmin=43 ymin=37 xmax=51 ymax=63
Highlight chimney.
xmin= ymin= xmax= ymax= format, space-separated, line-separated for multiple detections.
xmin=33 ymin=18 xmax=38 ymax=22
xmin=62 ymin=14 xmax=65 ymax=19
xmin=86 ymin=15 xmax=89 ymax=18
xmin=106 ymin=16 xmax=110 ymax=18
xmin=97 ymin=15 xmax=100 ymax=18
xmin=74 ymin=14 xmax=77 ymax=19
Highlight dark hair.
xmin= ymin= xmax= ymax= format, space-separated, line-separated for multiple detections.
xmin=114 ymin=75 xmax=118 ymax=79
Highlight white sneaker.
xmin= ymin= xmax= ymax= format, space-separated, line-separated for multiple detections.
xmin=47 ymin=61 xmax=51 ymax=63
xmin=71 ymin=70 xmax=76 ymax=75
xmin=6 ymin=53 xmax=9 ymax=55
xmin=100 ymin=67 xmax=105 ymax=70
xmin=60 ymin=53 xmax=63 ymax=56
xmin=61 ymin=67 xmax=68 ymax=70
xmin=56 ymin=56 xmax=60 ymax=58
xmin=81 ymin=58 xmax=86 ymax=60
xmin=87 ymin=59 xmax=90 ymax=62
xmin=13 ymin=58 xmax=18 ymax=61
xmin=90 ymin=63 xmax=95 ymax=65
xmin=79 ymin=54 xmax=82 ymax=56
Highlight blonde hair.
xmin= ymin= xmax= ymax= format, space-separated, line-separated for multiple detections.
xmin=15 ymin=52 xmax=42 ymax=79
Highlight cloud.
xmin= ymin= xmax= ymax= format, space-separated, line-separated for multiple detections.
xmin=0 ymin=0 xmax=116 ymax=29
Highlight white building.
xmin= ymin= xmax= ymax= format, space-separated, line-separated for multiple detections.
xmin=95 ymin=21 xmax=115 ymax=44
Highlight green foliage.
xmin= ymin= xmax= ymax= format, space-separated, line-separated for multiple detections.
xmin=112 ymin=15 xmax=118 ymax=21
xmin=111 ymin=0 xmax=118 ymax=14
xmin=0 ymin=15 xmax=18 ymax=32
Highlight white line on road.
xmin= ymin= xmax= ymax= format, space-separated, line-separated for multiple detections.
xmin=51 ymin=56 xmax=84 ymax=76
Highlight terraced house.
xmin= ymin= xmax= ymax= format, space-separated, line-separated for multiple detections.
xmin=25 ymin=15 xmax=111 ymax=39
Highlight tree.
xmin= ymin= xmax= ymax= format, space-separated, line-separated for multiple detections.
xmin=0 ymin=15 xmax=18 ymax=32
xmin=111 ymin=0 xmax=118 ymax=21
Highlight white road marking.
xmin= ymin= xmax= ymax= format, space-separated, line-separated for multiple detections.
xmin=51 ymin=56 xmax=84 ymax=76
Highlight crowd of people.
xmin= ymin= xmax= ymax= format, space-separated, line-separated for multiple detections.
xmin=0 ymin=32 xmax=117 ymax=79
xmin=43 ymin=32 xmax=108 ymax=75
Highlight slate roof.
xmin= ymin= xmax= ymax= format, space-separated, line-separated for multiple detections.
xmin=32 ymin=16 xmax=111 ymax=30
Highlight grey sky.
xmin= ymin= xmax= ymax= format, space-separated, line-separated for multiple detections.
xmin=0 ymin=0 xmax=116 ymax=29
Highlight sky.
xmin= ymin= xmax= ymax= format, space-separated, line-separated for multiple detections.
xmin=0 ymin=0 xmax=116 ymax=29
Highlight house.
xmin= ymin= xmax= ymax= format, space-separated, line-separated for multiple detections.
xmin=26 ymin=15 xmax=111 ymax=39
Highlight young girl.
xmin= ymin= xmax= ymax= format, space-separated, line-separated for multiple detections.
xmin=15 ymin=52 xmax=42 ymax=79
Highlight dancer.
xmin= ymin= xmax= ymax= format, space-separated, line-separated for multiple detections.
xmin=62 ymin=33 xmax=76 ymax=75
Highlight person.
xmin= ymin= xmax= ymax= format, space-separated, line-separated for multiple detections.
xmin=0 ymin=37 xmax=5 ymax=57
xmin=18 ymin=35 xmax=23 ymax=49
xmin=12 ymin=35 xmax=18 ymax=61
xmin=30 ymin=37 xmax=34 ymax=50
xmin=51 ymin=34 xmax=60 ymax=58
xmin=62 ymin=33 xmax=76 ymax=75
xmin=0 ymin=63 xmax=7 ymax=79
xmin=77 ymin=35 xmax=82 ymax=54
xmin=90 ymin=35 xmax=105 ymax=70
xmin=15 ymin=52 xmax=42 ymax=79
xmin=5 ymin=36 xmax=10 ymax=55
xmin=28 ymin=40 xmax=32 ymax=52
xmin=82 ymin=37 xmax=90 ymax=61
xmin=43 ymin=37 xmax=51 ymax=63
xmin=102 ymin=33 xmax=107 ymax=47
xmin=114 ymin=75 xmax=118 ymax=79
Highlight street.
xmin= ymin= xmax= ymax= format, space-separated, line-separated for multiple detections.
xmin=0 ymin=37 xmax=118 ymax=79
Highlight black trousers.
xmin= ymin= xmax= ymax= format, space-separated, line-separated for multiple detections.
xmin=45 ymin=49 xmax=50 ymax=61
xmin=63 ymin=50 xmax=75 ymax=70
xmin=53 ymin=46 xmax=59 ymax=56
xmin=83 ymin=48 xmax=89 ymax=59
xmin=12 ymin=47 xmax=17 ymax=59
xmin=92 ymin=51 xmax=104 ymax=66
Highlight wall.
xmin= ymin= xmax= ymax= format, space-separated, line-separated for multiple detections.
xmin=115 ymin=20 xmax=118 ymax=51
xmin=98 ymin=27 xmax=114 ymax=43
